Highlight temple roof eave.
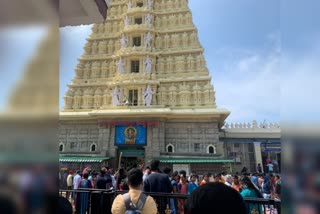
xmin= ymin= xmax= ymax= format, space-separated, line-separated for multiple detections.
xmin=59 ymin=108 xmax=230 ymax=125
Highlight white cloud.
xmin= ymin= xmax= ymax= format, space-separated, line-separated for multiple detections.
xmin=212 ymin=33 xmax=320 ymax=124
xmin=212 ymin=46 xmax=280 ymax=123
xmin=281 ymin=43 xmax=320 ymax=122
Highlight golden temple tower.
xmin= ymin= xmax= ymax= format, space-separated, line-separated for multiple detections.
xmin=60 ymin=0 xmax=230 ymax=173
xmin=63 ymin=0 xmax=228 ymax=118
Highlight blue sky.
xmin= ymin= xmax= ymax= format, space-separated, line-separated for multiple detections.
xmin=2 ymin=0 xmax=320 ymax=123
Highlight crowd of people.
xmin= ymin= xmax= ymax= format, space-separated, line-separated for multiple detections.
xmin=64 ymin=160 xmax=281 ymax=214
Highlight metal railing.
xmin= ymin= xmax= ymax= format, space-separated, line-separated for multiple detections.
xmin=59 ymin=189 xmax=281 ymax=214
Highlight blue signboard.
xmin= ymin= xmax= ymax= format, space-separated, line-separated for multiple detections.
xmin=261 ymin=143 xmax=281 ymax=152
xmin=115 ymin=125 xmax=147 ymax=145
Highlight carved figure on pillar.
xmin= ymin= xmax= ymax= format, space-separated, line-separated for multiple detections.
xmin=145 ymin=13 xmax=152 ymax=26
xmin=147 ymin=0 xmax=153 ymax=10
xmin=182 ymin=32 xmax=188 ymax=47
xmin=164 ymin=34 xmax=170 ymax=48
xmin=187 ymin=54 xmax=193 ymax=69
xmin=178 ymin=13 xmax=183 ymax=25
xmin=112 ymin=86 xmax=121 ymax=106
xmin=167 ymin=0 xmax=173 ymax=10
xmin=190 ymin=31 xmax=197 ymax=46
xmin=172 ymin=34 xmax=179 ymax=47
xmin=120 ymin=34 xmax=128 ymax=48
xmin=144 ymin=32 xmax=153 ymax=48
xmin=144 ymin=85 xmax=154 ymax=106
xmin=156 ymin=36 xmax=162 ymax=48
xmin=117 ymin=58 xmax=125 ymax=74
xmin=128 ymin=1 xmax=132 ymax=11
xmin=124 ymin=16 xmax=130 ymax=27
xmin=144 ymin=56 xmax=152 ymax=73
xmin=167 ymin=56 xmax=173 ymax=71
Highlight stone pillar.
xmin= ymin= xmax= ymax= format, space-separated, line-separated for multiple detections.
xmin=152 ymin=86 xmax=157 ymax=105
xmin=99 ymin=124 xmax=110 ymax=156
xmin=253 ymin=142 xmax=263 ymax=173
xmin=138 ymin=87 xmax=143 ymax=106
xmin=145 ymin=125 xmax=154 ymax=162
xmin=108 ymin=126 xmax=117 ymax=157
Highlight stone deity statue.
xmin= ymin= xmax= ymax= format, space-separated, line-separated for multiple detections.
xmin=144 ymin=85 xmax=154 ymax=106
xmin=145 ymin=13 xmax=152 ymax=26
xmin=117 ymin=58 xmax=125 ymax=74
xmin=112 ymin=86 xmax=121 ymax=106
xmin=120 ymin=34 xmax=128 ymax=48
xmin=144 ymin=32 xmax=153 ymax=48
xmin=144 ymin=56 xmax=152 ymax=73
xmin=147 ymin=0 xmax=153 ymax=10
xmin=128 ymin=1 xmax=132 ymax=11
xmin=124 ymin=16 xmax=130 ymax=27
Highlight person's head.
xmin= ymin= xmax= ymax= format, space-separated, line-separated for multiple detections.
xmin=179 ymin=170 xmax=186 ymax=177
xmin=174 ymin=174 xmax=180 ymax=182
xmin=105 ymin=166 xmax=110 ymax=173
xmin=108 ymin=168 xmax=113 ymax=174
xmin=239 ymin=176 xmax=257 ymax=190
xmin=150 ymin=160 xmax=160 ymax=172
xmin=100 ymin=167 xmax=106 ymax=175
xmin=144 ymin=166 xmax=150 ymax=174
xmin=163 ymin=167 xmax=172 ymax=176
xmin=76 ymin=170 xmax=80 ymax=175
xmin=172 ymin=171 xmax=179 ymax=178
xmin=258 ymin=163 xmax=261 ymax=166
xmin=213 ymin=174 xmax=220 ymax=182
xmin=180 ymin=174 xmax=187 ymax=182
xmin=83 ymin=173 xmax=89 ymax=179
xmin=69 ymin=170 xmax=73 ymax=175
xmin=190 ymin=175 xmax=196 ymax=183
xmin=184 ymin=182 xmax=247 ymax=214
xmin=233 ymin=175 xmax=239 ymax=184
xmin=275 ymin=175 xmax=280 ymax=181
xmin=127 ymin=168 xmax=143 ymax=188
xmin=221 ymin=171 xmax=226 ymax=176
xmin=203 ymin=173 xmax=210 ymax=182
xmin=225 ymin=174 xmax=232 ymax=183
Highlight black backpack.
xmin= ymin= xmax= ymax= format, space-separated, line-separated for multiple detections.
xmin=123 ymin=193 xmax=147 ymax=214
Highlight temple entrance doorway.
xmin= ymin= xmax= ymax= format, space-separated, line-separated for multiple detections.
xmin=117 ymin=147 xmax=145 ymax=171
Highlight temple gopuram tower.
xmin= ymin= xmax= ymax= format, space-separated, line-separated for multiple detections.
xmin=60 ymin=0 xmax=231 ymax=174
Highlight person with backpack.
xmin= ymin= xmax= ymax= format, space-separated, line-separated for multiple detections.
xmin=111 ymin=168 xmax=157 ymax=214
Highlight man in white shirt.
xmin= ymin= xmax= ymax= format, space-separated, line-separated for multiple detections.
xmin=72 ymin=170 xmax=81 ymax=202
xmin=267 ymin=163 xmax=274 ymax=174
